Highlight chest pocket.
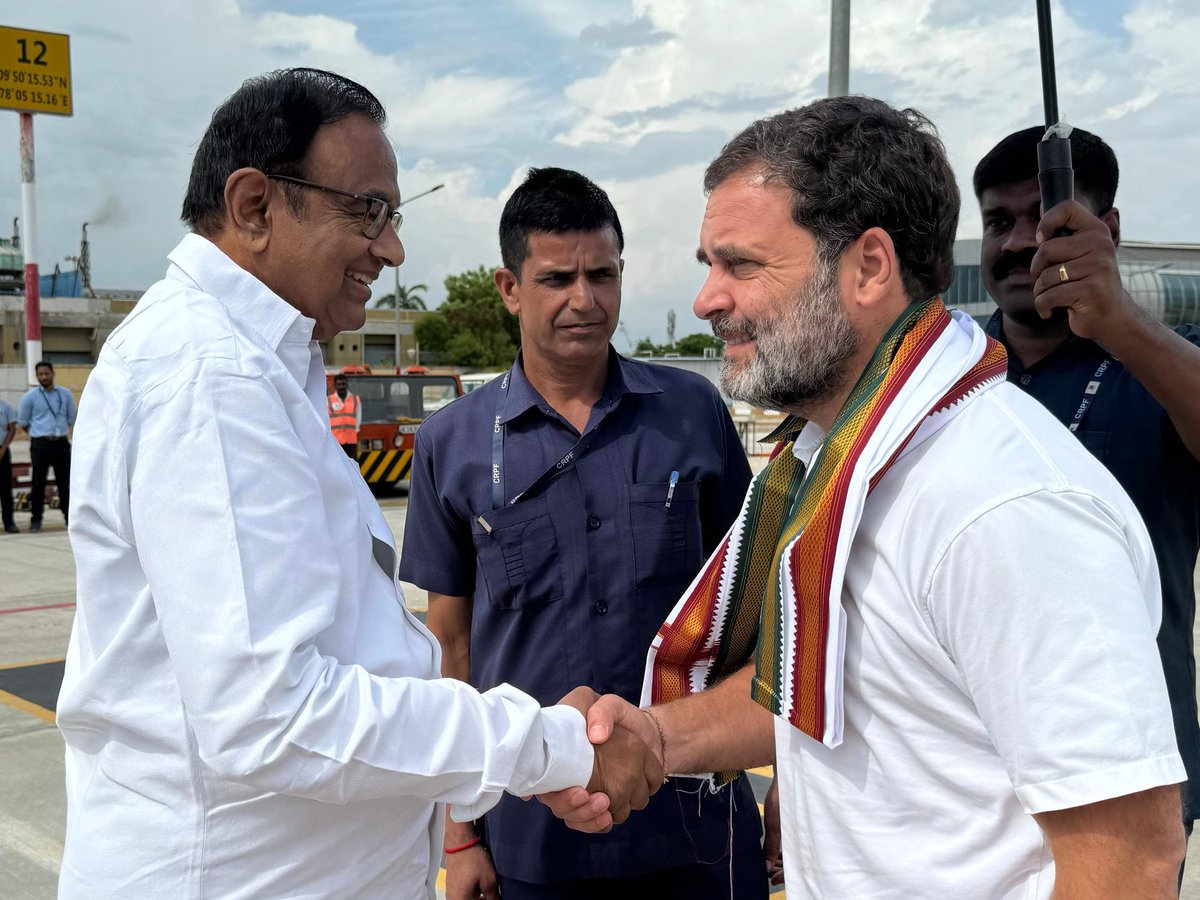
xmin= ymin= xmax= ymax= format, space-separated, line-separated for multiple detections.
xmin=628 ymin=480 xmax=703 ymax=592
xmin=471 ymin=496 xmax=565 ymax=611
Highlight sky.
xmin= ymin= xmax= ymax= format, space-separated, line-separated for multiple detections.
xmin=1 ymin=0 xmax=1198 ymax=345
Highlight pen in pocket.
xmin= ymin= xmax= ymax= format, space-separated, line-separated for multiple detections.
xmin=665 ymin=470 xmax=679 ymax=508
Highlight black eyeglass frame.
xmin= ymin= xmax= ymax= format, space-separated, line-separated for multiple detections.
xmin=266 ymin=174 xmax=403 ymax=239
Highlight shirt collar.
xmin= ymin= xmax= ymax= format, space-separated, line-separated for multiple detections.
xmin=984 ymin=307 xmax=1102 ymax=376
xmin=166 ymin=234 xmax=319 ymax=391
xmin=791 ymin=420 xmax=826 ymax=467
xmin=497 ymin=346 xmax=662 ymax=425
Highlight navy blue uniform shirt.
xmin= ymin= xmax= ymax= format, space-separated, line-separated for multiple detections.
xmin=987 ymin=311 xmax=1200 ymax=818
xmin=400 ymin=348 xmax=759 ymax=883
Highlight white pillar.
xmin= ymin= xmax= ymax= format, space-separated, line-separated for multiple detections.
xmin=19 ymin=113 xmax=41 ymax=386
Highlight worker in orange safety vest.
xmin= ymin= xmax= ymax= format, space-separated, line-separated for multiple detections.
xmin=327 ymin=374 xmax=362 ymax=459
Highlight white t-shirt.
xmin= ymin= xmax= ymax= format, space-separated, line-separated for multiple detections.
xmin=774 ymin=382 xmax=1184 ymax=899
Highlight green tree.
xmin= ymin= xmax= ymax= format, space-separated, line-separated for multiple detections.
xmin=630 ymin=332 xmax=722 ymax=357
xmin=373 ymin=281 xmax=428 ymax=310
xmin=675 ymin=332 xmax=723 ymax=356
xmin=415 ymin=266 xmax=519 ymax=368
xmin=633 ymin=337 xmax=665 ymax=356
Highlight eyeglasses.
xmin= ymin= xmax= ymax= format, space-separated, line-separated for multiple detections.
xmin=266 ymin=174 xmax=403 ymax=239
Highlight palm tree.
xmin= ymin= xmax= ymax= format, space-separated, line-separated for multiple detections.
xmin=374 ymin=282 xmax=428 ymax=311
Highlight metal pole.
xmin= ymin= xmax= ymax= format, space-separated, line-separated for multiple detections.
xmin=19 ymin=113 xmax=41 ymax=386
xmin=828 ymin=0 xmax=851 ymax=97
xmin=400 ymin=183 xmax=444 ymax=207
xmin=1036 ymin=0 xmax=1060 ymax=128
xmin=394 ymin=266 xmax=401 ymax=371
xmin=392 ymin=183 xmax=443 ymax=371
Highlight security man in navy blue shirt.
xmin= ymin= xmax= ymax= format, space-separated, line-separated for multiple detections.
xmin=400 ymin=168 xmax=763 ymax=899
xmin=975 ymin=127 xmax=1200 ymax=853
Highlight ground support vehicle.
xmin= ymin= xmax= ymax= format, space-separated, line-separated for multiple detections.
xmin=326 ymin=367 xmax=461 ymax=491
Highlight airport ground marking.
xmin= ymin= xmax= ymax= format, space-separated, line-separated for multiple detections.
xmin=0 ymin=688 xmax=55 ymax=724
xmin=0 ymin=656 xmax=64 ymax=671
xmin=0 ymin=602 xmax=75 ymax=616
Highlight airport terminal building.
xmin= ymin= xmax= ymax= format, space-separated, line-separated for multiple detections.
xmin=3 ymin=238 xmax=1200 ymax=409
xmin=944 ymin=238 xmax=1200 ymax=327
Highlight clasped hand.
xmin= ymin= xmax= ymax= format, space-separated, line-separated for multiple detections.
xmin=1030 ymin=199 xmax=1137 ymax=342
xmin=538 ymin=688 xmax=665 ymax=833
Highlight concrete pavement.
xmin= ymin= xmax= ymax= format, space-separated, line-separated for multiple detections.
xmin=0 ymin=498 xmax=431 ymax=898
xmin=1 ymin=495 xmax=1198 ymax=898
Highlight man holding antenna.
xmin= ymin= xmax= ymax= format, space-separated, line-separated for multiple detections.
xmin=975 ymin=125 xmax=1200 ymax=865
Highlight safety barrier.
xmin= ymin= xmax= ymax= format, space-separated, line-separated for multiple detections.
xmin=358 ymin=448 xmax=415 ymax=485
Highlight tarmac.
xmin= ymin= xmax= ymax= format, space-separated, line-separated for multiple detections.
xmin=0 ymin=483 xmax=1196 ymax=898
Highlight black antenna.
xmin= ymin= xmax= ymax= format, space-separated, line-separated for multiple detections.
xmin=1037 ymin=0 xmax=1060 ymax=129
xmin=1036 ymin=0 xmax=1073 ymax=224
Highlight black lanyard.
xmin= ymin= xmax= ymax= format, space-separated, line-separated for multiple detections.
xmin=1067 ymin=357 xmax=1113 ymax=434
xmin=39 ymin=388 xmax=64 ymax=423
xmin=487 ymin=367 xmax=607 ymax=513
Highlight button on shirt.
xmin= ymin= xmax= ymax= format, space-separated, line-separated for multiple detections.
xmin=400 ymin=351 xmax=759 ymax=883
xmin=986 ymin=310 xmax=1200 ymax=817
xmin=58 ymin=234 xmax=593 ymax=899
xmin=17 ymin=383 xmax=75 ymax=437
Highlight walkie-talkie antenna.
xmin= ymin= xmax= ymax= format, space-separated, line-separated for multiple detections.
xmin=1036 ymin=0 xmax=1073 ymax=219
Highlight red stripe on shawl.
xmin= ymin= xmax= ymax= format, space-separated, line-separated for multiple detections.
xmin=650 ymin=533 xmax=730 ymax=703
xmin=786 ymin=308 xmax=950 ymax=734
xmin=867 ymin=338 xmax=1008 ymax=491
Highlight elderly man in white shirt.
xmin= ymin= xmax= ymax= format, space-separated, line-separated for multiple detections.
xmin=58 ymin=68 xmax=661 ymax=899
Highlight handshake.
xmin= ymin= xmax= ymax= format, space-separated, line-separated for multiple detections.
xmin=538 ymin=687 xmax=668 ymax=833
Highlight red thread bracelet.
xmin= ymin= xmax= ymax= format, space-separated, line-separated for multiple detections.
xmin=444 ymin=836 xmax=482 ymax=854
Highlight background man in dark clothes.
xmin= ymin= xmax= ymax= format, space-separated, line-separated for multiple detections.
xmin=975 ymin=126 xmax=1200 ymax=844
xmin=0 ymin=397 xmax=16 ymax=533
xmin=401 ymin=167 xmax=764 ymax=899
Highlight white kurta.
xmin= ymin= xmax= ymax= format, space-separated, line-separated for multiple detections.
xmin=58 ymin=234 xmax=593 ymax=899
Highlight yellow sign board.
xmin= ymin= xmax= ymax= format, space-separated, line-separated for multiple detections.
xmin=0 ymin=26 xmax=71 ymax=116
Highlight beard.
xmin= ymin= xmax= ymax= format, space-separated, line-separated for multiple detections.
xmin=713 ymin=255 xmax=859 ymax=411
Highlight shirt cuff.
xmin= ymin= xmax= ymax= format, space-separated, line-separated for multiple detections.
xmin=531 ymin=704 xmax=597 ymax=794
xmin=448 ymin=706 xmax=595 ymax=823
xmin=1015 ymin=752 xmax=1187 ymax=814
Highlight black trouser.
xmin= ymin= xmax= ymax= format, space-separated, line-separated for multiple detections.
xmin=30 ymin=436 xmax=70 ymax=523
xmin=0 ymin=448 xmax=13 ymax=527
xmin=1179 ymin=818 xmax=1193 ymax=896
xmin=494 ymin=806 xmax=768 ymax=900
xmin=341 ymin=443 xmax=358 ymax=459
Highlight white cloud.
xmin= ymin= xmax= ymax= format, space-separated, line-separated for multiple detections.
xmin=1 ymin=0 xmax=1197 ymax=344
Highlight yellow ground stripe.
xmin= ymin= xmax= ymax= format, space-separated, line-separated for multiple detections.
xmin=0 ymin=656 xmax=64 ymax=671
xmin=385 ymin=450 xmax=412 ymax=483
xmin=359 ymin=450 xmax=385 ymax=482
xmin=748 ymin=765 xmax=774 ymax=777
xmin=360 ymin=450 xmax=391 ymax=482
xmin=357 ymin=450 xmax=375 ymax=478
xmin=436 ymin=867 xmax=446 ymax=889
xmin=0 ymin=688 xmax=55 ymax=724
